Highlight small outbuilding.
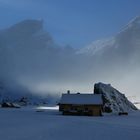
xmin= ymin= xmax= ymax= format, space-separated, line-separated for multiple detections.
xmin=59 ymin=92 xmax=103 ymax=116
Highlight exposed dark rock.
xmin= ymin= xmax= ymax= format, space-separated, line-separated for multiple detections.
xmin=1 ymin=102 xmax=20 ymax=108
xmin=94 ymin=82 xmax=138 ymax=113
xmin=18 ymin=97 xmax=29 ymax=106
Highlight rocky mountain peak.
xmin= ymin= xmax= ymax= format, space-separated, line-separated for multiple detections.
xmin=128 ymin=16 xmax=140 ymax=26
xmin=8 ymin=19 xmax=44 ymax=34
xmin=119 ymin=16 xmax=140 ymax=35
xmin=94 ymin=82 xmax=138 ymax=113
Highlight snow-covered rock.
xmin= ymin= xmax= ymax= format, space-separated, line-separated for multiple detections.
xmin=1 ymin=102 xmax=20 ymax=108
xmin=94 ymin=82 xmax=138 ymax=113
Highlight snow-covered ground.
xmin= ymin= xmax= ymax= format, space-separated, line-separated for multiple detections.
xmin=0 ymin=106 xmax=140 ymax=140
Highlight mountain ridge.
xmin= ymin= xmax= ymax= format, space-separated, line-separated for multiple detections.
xmin=0 ymin=17 xmax=140 ymax=104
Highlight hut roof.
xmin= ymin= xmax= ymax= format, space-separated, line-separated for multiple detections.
xmin=59 ymin=93 xmax=103 ymax=105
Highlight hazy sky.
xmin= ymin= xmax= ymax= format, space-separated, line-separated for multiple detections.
xmin=0 ymin=0 xmax=140 ymax=47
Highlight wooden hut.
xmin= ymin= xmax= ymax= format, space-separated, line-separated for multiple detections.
xmin=59 ymin=92 xmax=103 ymax=116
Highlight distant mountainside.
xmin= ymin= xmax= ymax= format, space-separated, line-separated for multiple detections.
xmin=0 ymin=17 xmax=140 ymax=102
xmin=77 ymin=16 xmax=140 ymax=73
xmin=78 ymin=16 xmax=140 ymax=58
xmin=94 ymin=82 xmax=138 ymax=113
xmin=0 ymin=81 xmax=59 ymax=105
xmin=75 ymin=16 xmax=140 ymax=89
xmin=0 ymin=19 xmax=76 ymax=93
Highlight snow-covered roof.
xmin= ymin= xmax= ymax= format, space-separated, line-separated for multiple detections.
xmin=59 ymin=93 xmax=103 ymax=105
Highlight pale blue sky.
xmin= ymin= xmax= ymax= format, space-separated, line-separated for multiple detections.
xmin=0 ymin=0 xmax=140 ymax=47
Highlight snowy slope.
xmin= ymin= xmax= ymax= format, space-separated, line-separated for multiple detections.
xmin=0 ymin=107 xmax=140 ymax=140
xmin=77 ymin=37 xmax=115 ymax=56
xmin=78 ymin=16 xmax=140 ymax=57
xmin=94 ymin=82 xmax=137 ymax=113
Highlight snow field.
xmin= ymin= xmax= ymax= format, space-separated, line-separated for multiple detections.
xmin=0 ymin=107 xmax=140 ymax=140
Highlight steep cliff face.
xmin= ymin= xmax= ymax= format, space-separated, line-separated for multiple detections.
xmin=94 ymin=82 xmax=137 ymax=113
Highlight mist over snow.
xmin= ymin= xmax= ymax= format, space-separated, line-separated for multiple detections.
xmin=78 ymin=16 xmax=140 ymax=98
xmin=0 ymin=17 xmax=140 ymax=101
xmin=0 ymin=19 xmax=86 ymax=96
